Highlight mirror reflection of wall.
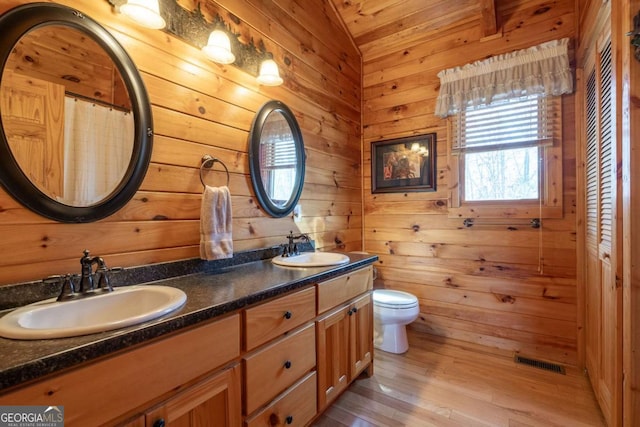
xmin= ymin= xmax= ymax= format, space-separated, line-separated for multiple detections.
xmin=259 ymin=111 xmax=297 ymax=208
xmin=0 ymin=24 xmax=134 ymax=207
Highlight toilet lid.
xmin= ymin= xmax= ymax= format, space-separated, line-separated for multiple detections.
xmin=373 ymin=290 xmax=418 ymax=308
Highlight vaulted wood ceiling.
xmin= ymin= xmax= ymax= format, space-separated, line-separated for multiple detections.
xmin=328 ymin=0 xmax=499 ymax=61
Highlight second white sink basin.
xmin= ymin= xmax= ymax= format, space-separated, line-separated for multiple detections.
xmin=0 ymin=285 xmax=187 ymax=340
xmin=272 ymin=251 xmax=350 ymax=267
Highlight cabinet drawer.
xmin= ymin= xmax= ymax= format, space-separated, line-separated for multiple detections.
xmin=244 ymin=286 xmax=316 ymax=351
xmin=245 ymin=371 xmax=317 ymax=427
xmin=243 ymin=323 xmax=316 ymax=415
xmin=317 ymin=266 xmax=373 ymax=314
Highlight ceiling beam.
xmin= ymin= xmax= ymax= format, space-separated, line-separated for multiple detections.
xmin=479 ymin=0 xmax=498 ymax=37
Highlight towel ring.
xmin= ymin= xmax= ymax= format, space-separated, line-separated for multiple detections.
xmin=200 ymin=155 xmax=230 ymax=187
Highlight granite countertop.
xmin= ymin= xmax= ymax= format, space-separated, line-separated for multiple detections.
xmin=0 ymin=252 xmax=377 ymax=392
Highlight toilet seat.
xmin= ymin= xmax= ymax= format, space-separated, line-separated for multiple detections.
xmin=373 ymin=289 xmax=418 ymax=309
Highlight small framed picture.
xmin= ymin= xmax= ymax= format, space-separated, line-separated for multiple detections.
xmin=371 ymin=133 xmax=437 ymax=193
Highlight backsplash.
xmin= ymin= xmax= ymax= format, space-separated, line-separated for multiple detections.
xmin=0 ymin=242 xmax=314 ymax=311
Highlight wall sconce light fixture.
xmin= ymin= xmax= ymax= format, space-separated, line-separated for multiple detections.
xmin=257 ymin=59 xmax=283 ymax=86
xmin=202 ymin=30 xmax=236 ymax=64
xmin=109 ymin=0 xmax=284 ymax=86
xmin=119 ymin=0 xmax=166 ymax=29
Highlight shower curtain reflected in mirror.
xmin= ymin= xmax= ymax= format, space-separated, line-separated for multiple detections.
xmin=63 ymin=97 xmax=134 ymax=206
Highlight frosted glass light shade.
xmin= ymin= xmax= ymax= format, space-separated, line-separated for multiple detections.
xmin=257 ymin=59 xmax=283 ymax=86
xmin=120 ymin=0 xmax=166 ymax=29
xmin=202 ymin=30 xmax=236 ymax=64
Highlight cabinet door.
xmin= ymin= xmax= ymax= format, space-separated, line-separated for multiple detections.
xmin=145 ymin=364 xmax=241 ymax=427
xmin=349 ymin=293 xmax=373 ymax=381
xmin=316 ymin=305 xmax=349 ymax=411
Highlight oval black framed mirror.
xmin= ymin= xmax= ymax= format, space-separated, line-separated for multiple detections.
xmin=249 ymin=100 xmax=305 ymax=218
xmin=0 ymin=3 xmax=153 ymax=222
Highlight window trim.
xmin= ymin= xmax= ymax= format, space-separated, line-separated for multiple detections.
xmin=448 ymin=96 xmax=564 ymax=219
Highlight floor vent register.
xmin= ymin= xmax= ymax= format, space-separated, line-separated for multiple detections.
xmin=514 ymin=355 xmax=566 ymax=374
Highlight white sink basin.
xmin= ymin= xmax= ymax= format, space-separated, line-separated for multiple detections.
xmin=272 ymin=252 xmax=350 ymax=267
xmin=0 ymin=285 xmax=186 ymax=340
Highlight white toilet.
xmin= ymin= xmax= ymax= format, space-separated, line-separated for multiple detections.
xmin=372 ymin=289 xmax=420 ymax=354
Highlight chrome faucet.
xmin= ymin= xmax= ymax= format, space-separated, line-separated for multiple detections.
xmin=282 ymin=231 xmax=310 ymax=257
xmin=44 ymin=250 xmax=121 ymax=301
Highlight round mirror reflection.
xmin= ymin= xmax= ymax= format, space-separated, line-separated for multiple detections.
xmin=0 ymin=3 xmax=153 ymax=222
xmin=1 ymin=25 xmax=134 ymax=207
xmin=249 ymin=101 xmax=305 ymax=217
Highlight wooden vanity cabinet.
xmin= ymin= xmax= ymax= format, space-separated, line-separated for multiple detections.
xmin=0 ymin=314 xmax=241 ymax=427
xmin=0 ymin=264 xmax=375 ymax=427
xmin=316 ymin=266 xmax=373 ymax=412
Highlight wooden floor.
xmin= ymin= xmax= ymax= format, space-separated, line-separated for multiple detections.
xmin=312 ymin=329 xmax=605 ymax=427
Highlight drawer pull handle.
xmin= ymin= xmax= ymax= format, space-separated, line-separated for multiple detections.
xmin=153 ymin=419 xmax=166 ymax=427
xmin=284 ymin=311 xmax=292 ymax=319
xmin=348 ymin=307 xmax=358 ymax=315
xmin=286 ymin=415 xmax=294 ymax=424
xmin=284 ymin=360 xmax=292 ymax=369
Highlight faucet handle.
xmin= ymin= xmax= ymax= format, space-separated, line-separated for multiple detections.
xmin=95 ymin=263 xmax=122 ymax=293
xmin=281 ymin=243 xmax=290 ymax=257
xmin=44 ymin=274 xmax=79 ymax=301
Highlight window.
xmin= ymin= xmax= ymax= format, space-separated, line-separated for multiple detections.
xmin=260 ymin=132 xmax=297 ymax=206
xmin=449 ymin=95 xmax=563 ymax=218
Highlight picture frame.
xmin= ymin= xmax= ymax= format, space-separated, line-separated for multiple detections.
xmin=371 ymin=133 xmax=437 ymax=193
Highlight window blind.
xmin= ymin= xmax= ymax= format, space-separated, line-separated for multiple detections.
xmin=260 ymin=137 xmax=297 ymax=170
xmin=452 ymin=95 xmax=559 ymax=154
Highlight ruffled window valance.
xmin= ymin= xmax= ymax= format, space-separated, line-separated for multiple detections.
xmin=435 ymin=38 xmax=573 ymax=118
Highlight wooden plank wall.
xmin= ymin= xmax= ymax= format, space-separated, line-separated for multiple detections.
xmin=620 ymin=0 xmax=640 ymax=422
xmin=0 ymin=0 xmax=362 ymax=285
xmin=359 ymin=0 xmax=578 ymax=365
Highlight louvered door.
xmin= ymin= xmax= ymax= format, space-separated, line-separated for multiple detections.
xmin=583 ymin=34 xmax=622 ymax=426
xmin=585 ymin=64 xmax=601 ymax=392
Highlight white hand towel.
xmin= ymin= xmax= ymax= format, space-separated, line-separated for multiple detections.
xmin=199 ymin=185 xmax=233 ymax=260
